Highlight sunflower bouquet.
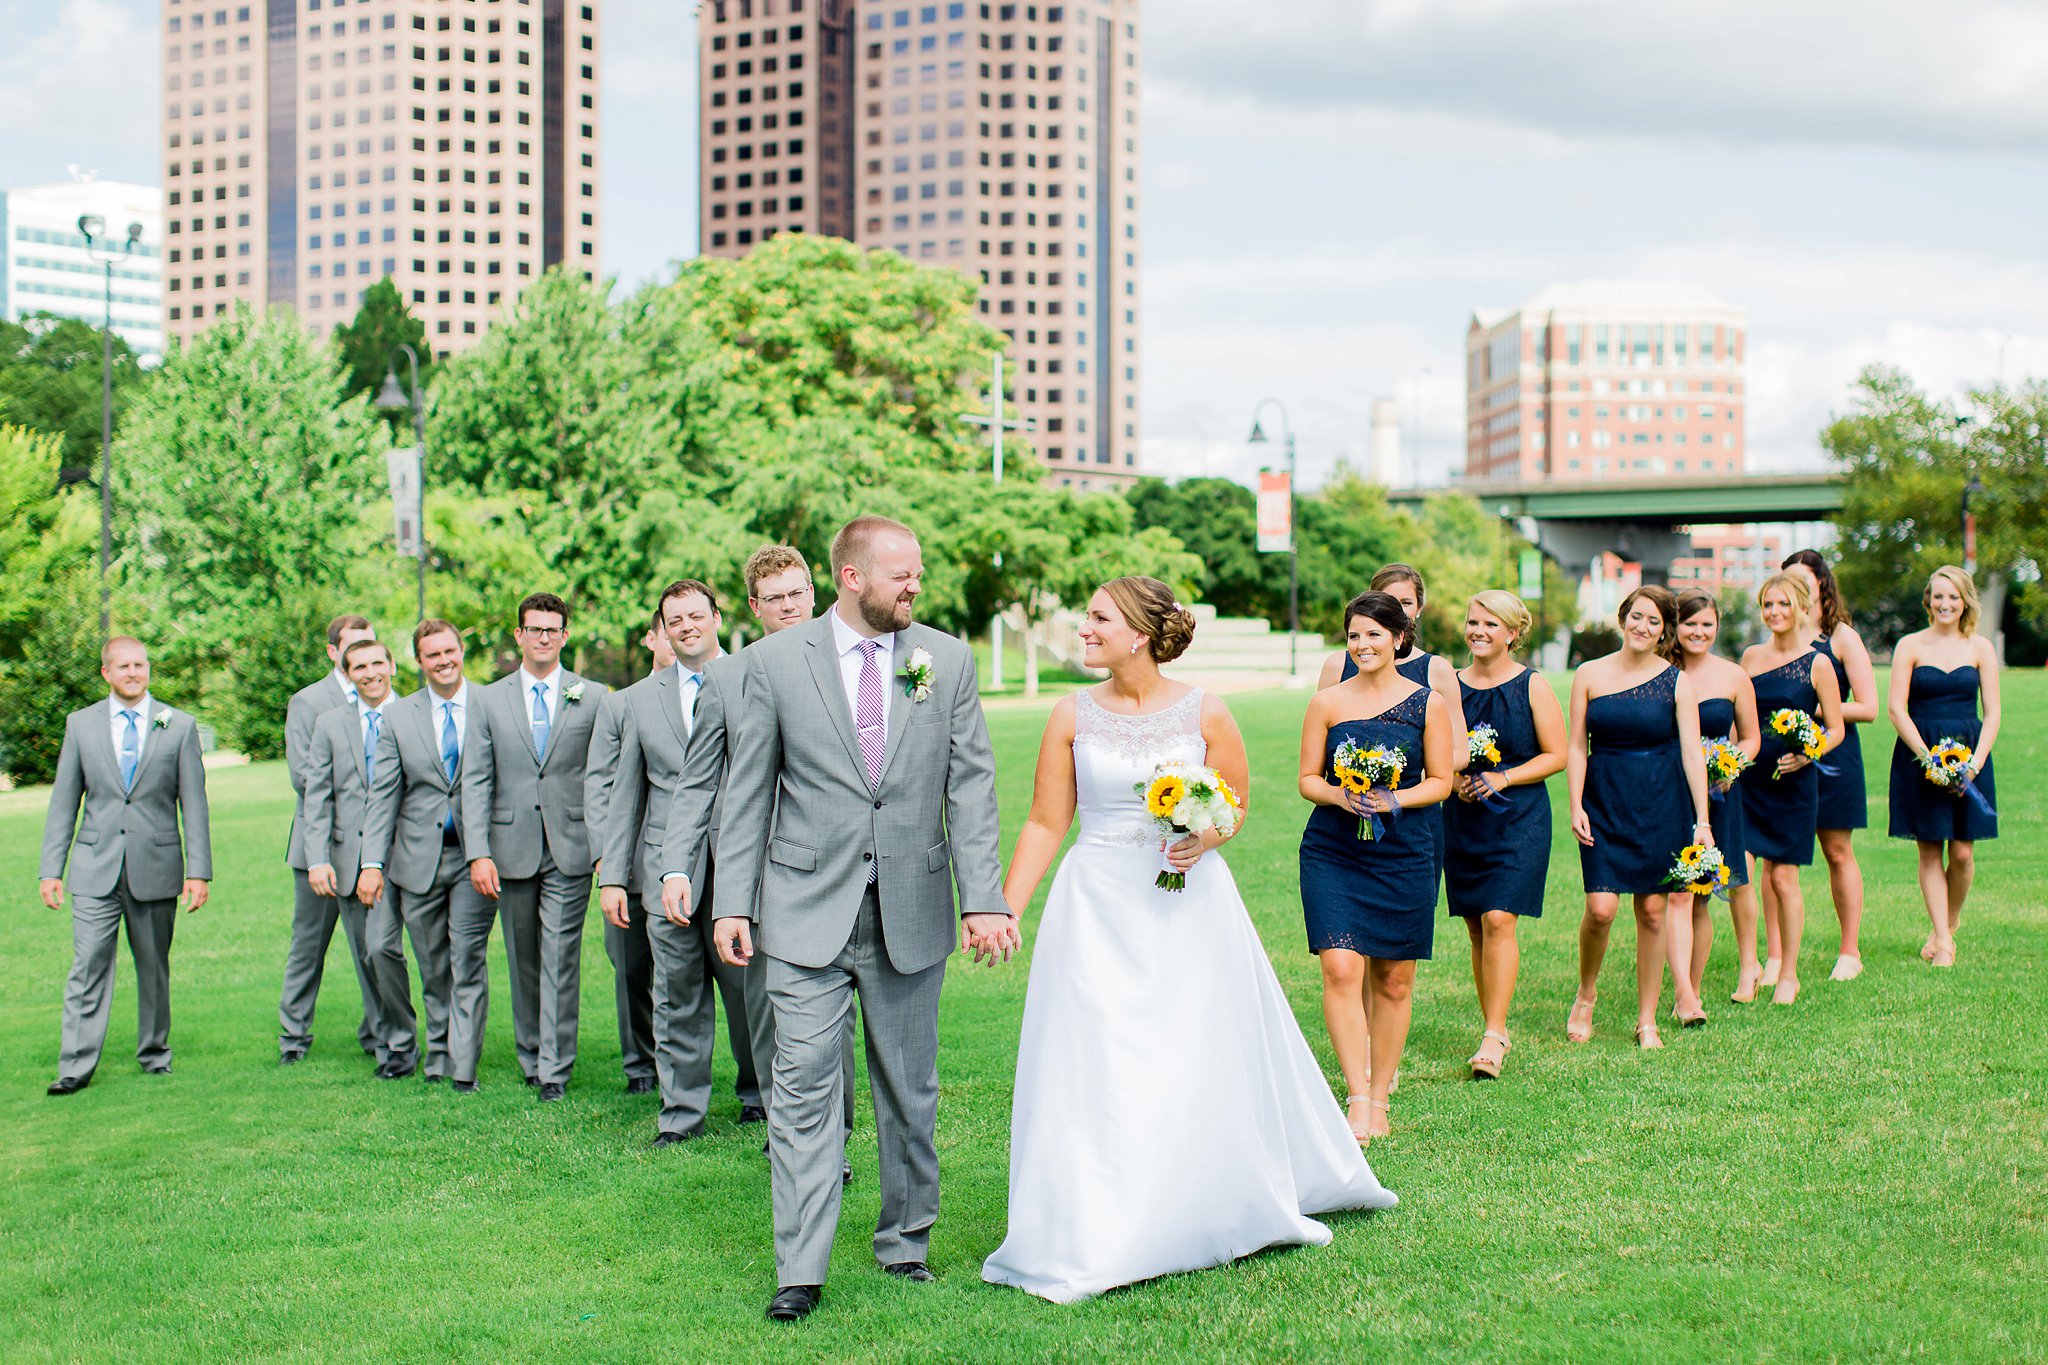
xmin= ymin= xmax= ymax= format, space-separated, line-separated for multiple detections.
xmin=1135 ymin=764 xmax=1243 ymax=891
xmin=1464 ymin=725 xmax=1511 ymax=812
xmin=1331 ymin=738 xmax=1407 ymax=841
xmin=1666 ymin=842 xmax=1731 ymax=898
xmin=1766 ymin=708 xmax=1833 ymax=779
xmin=1701 ymin=736 xmax=1751 ymax=800
xmin=1919 ymin=736 xmax=1997 ymax=817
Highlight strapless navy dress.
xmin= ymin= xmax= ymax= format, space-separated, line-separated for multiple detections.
xmin=1444 ymin=668 xmax=1550 ymax=917
xmin=1741 ymin=653 xmax=1822 ymax=866
xmin=1579 ymin=666 xmax=1691 ymax=896
xmin=1301 ymin=687 xmax=1440 ymax=959
xmin=1812 ymin=637 xmax=1868 ymax=831
xmin=1888 ymin=665 xmax=1998 ymax=842
xmin=1698 ymin=695 xmax=1749 ymax=888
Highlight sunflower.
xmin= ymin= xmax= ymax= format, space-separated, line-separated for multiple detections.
xmin=1145 ymin=775 xmax=1188 ymax=819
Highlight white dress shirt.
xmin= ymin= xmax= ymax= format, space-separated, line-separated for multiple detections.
xmin=518 ymin=666 xmax=560 ymax=726
xmin=830 ymin=608 xmax=896 ymax=753
xmin=675 ymin=652 xmax=720 ymax=738
xmin=333 ymin=668 xmax=359 ymax=706
xmin=107 ymin=693 xmax=155 ymax=770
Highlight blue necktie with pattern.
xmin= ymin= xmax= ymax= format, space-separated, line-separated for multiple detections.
xmin=364 ymin=709 xmax=382 ymax=787
xmin=530 ymin=683 xmax=550 ymax=762
xmin=120 ymin=709 xmax=140 ymax=791
xmin=441 ymin=700 xmax=460 ymax=833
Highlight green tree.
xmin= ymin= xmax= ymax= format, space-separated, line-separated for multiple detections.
xmin=0 ymin=316 xmax=148 ymax=479
xmin=0 ymin=421 xmax=102 ymax=782
xmin=1124 ymin=476 xmax=1282 ymax=620
xmin=115 ymin=306 xmax=387 ymax=758
xmin=331 ymin=278 xmax=433 ymax=406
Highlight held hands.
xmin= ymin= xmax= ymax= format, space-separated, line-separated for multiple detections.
xmin=182 ymin=879 xmax=210 ymax=913
xmin=469 ymin=857 xmax=501 ymax=899
xmin=1345 ymin=789 xmax=1394 ymax=818
xmin=1570 ymin=806 xmax=1595 ymax=847
xmin=600 ymin=885 xmax=631 ymax=930
xmin=1776 ymin=753 xmax=1810 ymax=777
xmin=356 ymin=869 xmax=384 ymax=907
xmin=711 ymin=915 xmax=754 ymax=968
xmin=961 ymin=911 xmax=1021 ymax=966
xmin=660 ymin=875 xmax=692 ymax=927
xmin=308 ymin=864 xmax=338 ymax=898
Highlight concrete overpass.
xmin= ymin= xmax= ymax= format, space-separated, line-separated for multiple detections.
xmin=1388 ymin=473 xmax=1845 ymax=586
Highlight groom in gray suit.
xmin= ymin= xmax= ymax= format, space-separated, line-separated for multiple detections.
xmin=710 ymin=516 xmax=1016 ymax=1321
xmin=38 ymin=636 xmax=211 ymax=1094
xmin=462 ymin=592 xmax=609 ymax=1100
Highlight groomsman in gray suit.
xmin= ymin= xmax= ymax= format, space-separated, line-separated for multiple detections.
xmin=38 ymin=637 xmax=211 ymax=1094
xmin=581 ymin=610 xmax=673 ymax=1096
xmin=600 ymin=581 xmax=761 ymax=1144
xmin=462 ymin=592 xmax=609 ymax=1101
xmin=278 ymin=614 xmax=384 ymax=1064
xmin=661 ymin=547 xmax=856 ymax=1150
xmin=709 ymin=517 xmax=1016 ymax=1321
xmin=357 ymin=619 xmax=479 ymax=1086
xmin=301 ymin=639 xmax=413 ymax=1077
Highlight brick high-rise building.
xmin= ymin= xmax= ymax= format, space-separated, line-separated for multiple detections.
xmin=697 ymin=0 xmax=1143 ymax=490
xmin=160 ymin=0 xmax=600 ymax=357
xmin=1465 ymin=282 xmax=1747 ymax=484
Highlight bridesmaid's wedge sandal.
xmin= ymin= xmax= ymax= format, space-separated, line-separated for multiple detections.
xmin=1469 ymin=1030 xmax=1511 ymax=1080
xmin=1635 ymin=1022 xmax=1665 ymax=1050
xmin=1344 ymin=1095 xmax=1373 ymax=1142
xmin=1565 ymin=995 xmax=1596 ymax=1044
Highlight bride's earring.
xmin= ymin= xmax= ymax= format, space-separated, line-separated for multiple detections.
xmin=1129 ymin=640 xmax=1141 ymax=654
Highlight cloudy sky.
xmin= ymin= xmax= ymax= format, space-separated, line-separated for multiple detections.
xmin=6 ymin=0 xmax=2046 ymax=488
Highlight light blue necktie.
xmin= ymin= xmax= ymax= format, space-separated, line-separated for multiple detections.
xmin=681 ymin=670 xmax=701 ymax=738
xmin=440 ymin=701 xmax=460 ymax=833
xmin=119 ymin=709 xmax=140 ymax=791
xmin=364 ymin=709 xmax=382 ymax=786
xmin=530 ymin=682 xmax=550 ymax=762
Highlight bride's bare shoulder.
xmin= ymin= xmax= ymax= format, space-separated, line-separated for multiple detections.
xmin=1044 ymin=691 xmax=1082 ymax=739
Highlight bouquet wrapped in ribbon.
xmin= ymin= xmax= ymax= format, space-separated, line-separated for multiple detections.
xmin=1701 ymin=736 xmax=1751 ymax=801
xmin=1918 ymin=736 xmax=1997 ymax=817
xmin=1464 ymin=725 xmax=1511 ymax=812
xmin=1667 ymin=842 xmax=1731 ymax=898
xmin=1135 ymin=764 xmax=1243 ymax=891
xmin=1766 ymin=708 xmax=1834 ymax=779
xmin=1331 ymin=739 xmax=1407 ymax=841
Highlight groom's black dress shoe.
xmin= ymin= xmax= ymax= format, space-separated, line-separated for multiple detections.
xmin=625 ymin=1076 xmax=655 ymax=1095
xmin=738 ymin=1103 xmax=768 ymax=1124
xmin=46 ymin=1076 xmax=90 ymax=1096
xmin=766 ymin=1286 xmax=821 ymax=1322
xmin=537 ymin=1082 xmax=566 ymax=1103
xmin=883 ymin=1261 xmax=935 ymax=1282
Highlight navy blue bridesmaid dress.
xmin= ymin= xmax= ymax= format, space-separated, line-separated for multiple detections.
xmin=1300 ymin=687 xmax=1441 ymax=960
xmin=1444 ymin=669 xmax=1550 ymax=917
xmin=1342 ymin=649 xmax=1447 ymax=898
xmin=1888 ymin=665 xmax=1998 ymax=843
xmin=1579 ymin=665 xmax=1691 ymax=896
xmin=1697 ymin=695 xmax=1749 ymax=888
xmin=1739 ymin=653 xmax=1822 ymax=866
xmin=1812 ymin=637 xmax=1868 ymax=832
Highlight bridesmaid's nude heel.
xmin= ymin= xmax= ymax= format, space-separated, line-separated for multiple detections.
xmin=1566 ymin=995 xmax=1596 ymax=1044
xmin=1759 ymin=957 xmax=1782 ymax=989
xmin=1730 ymin=965 xmax=1762 ymax=1004
xmin=1469 ymin=1030 xmax=1511 ymax=1080
xmin=1635 ymin=1022 xmax=1664 ymax=1050
xmin=1344 ymin=1095 xmax=1373 ymax=1142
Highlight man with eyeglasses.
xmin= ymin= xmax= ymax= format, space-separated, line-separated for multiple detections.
xmin=460 ymin=593 xmax=610 ymax=1100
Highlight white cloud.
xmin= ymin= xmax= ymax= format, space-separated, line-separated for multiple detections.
xmin=0 ymin=0 xmax=159 ymax=174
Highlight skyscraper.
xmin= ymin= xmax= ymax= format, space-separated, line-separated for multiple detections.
xmin=1465 ymin=282 xmax=1747 ymax=484
xmin=0 ymin=178 xmax=166 ymax=363
xmin=698 ymin=0 xmax=1143 ymax=489
xmin=160 ymin=0 xmax=600 ymax=357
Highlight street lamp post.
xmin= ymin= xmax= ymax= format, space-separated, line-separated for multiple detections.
xmin=375 ymin=345 xmax=429 ymax=622
xmin=77 ymin=213 xmax=143 ymax=639
xmin=1247 ymin=399 xmax=1298 ymax=677
xmin=962 ymin=352 xmax=1032 ymax=691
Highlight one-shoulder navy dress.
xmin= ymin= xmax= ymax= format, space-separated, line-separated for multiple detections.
xmin=1342 ymin=649 xmax=1445 ymax=897
xmin=1888 ymin=665 xmax=1998 ymax=843
xmin=1698 ymin=694 xmax=1750 ymax=888
xmin=1741 ymin=653 xmax=1823 ymax=866
xmin=1812 ymin=636 xmax=1868 ymax=831
xmin=1301 ymin=687 xmax=1440 ymax=959
xmin=1579 ymin=665 xmax=1691 ymax=896
xmin=1444 ymin=668 xmax=1550 ymax=917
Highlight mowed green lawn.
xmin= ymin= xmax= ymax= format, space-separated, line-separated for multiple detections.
xmin=1 ymin=671 xmax=2043 ymax=1363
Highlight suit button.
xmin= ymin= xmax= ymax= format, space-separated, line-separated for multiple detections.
xmin=873 ymin=800 xmax=882 ymax=810
xmin=862 ymin=852 xmax=873 ymax=862
xmin=533 ymin=804 xmax=541 ymax=811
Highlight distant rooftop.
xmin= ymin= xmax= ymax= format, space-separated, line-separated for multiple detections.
xmin=1473 ymin=279 xmax=1745 ymax=329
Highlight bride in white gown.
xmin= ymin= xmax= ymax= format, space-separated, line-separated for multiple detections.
xmin=982 ymin=577 xmax=1396 ymax=1304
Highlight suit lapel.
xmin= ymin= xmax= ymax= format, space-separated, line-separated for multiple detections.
xmin=411 ymin=692 xmax=450 ymax=791
xmin=536 ymin=671 xmax=578 ymax=774
xmin=803 ymin=619 xmax=866 ymax=779
xmin=86 ymin=703 xmax=122 ymax=793
xmin=130 ymin=702 xmax=173 ymax=789
xmin=348 ymin=710 xmax=371 ymax=787
xmin=656 ymin=667 xmax=689 ymax=752
xmin=877 ymin=633 xmax=916 ymax=787
xmin=505 ymin=674 xmax=544 ymax=767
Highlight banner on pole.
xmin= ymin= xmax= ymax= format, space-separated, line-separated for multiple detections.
xmin=1257 ymin=471 xmax=1293 ymax=554
xmin=1519 ymin=548 xmax=1543 ymax=601
xmin=386 ymin=445 xmax=423 ymax=557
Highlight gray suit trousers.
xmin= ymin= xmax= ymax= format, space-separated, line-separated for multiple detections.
xmin=278 ymin=869 xmax=392 ymax=1063
xmin=604 ymin=909 xmax=655 ymax=1084
xmin=390 ymin=842 xmax=474 ymax=1080
xmin=496 ymin=848 xmax=591 ymax=1088
xmin=767 ymin=889 xmax=943 ymax=1288
xmin=447 ymin=883 xmax=511 ymax=1086
xmin=642 ymin=882 xmax=762 ymax=1136
xmin=59 ymin=873 xmax=176 ymax=1082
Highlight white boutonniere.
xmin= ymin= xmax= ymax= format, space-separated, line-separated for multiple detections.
xmin=902 ymin=647 xmax=935 ymax=702
xmin=563 ymin=683 xmax=585 ymax=704
xmin=152 ymin=710 xmax=171 ymax=730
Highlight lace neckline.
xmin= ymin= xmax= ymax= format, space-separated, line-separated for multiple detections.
xmin=1075 ymin=686 xmax=1201 ymax=723
xmin=1591 ymin=664 xmax=1675 ymax=703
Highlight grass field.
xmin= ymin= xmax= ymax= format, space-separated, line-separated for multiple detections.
xmin=2 ymin=671 xmax=2043 ymax=1363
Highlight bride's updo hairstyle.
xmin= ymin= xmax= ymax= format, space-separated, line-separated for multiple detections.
xmin=1102 ymin=576 xmax=1198 ymax=664
xmin=1344 ymin=591 xmax=1416 ymax=655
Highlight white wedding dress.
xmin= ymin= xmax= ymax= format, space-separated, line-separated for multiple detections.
xmin=981 ymin=688 xmax=1397 ymax=1303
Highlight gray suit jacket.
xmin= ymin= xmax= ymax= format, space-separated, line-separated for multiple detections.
xmin=460 ymin=669 xmax=610 ymax=879
xmin=362 ymin=688 xmax=467 ymax=895
xmin=301 ymin=704 xmax=385 ymax=897
xmin=597 ymin=664 xmax=708 ymax=897
xmin=582 ymin=689 xmax=634 ymax=892
xmin=40 ymin=700 xmax=213 ymax=902
xmin=284 ymin=672 xmax=351 ymax=870
xmin=657 ymin=651 xmax=745 ymax=890
xmin=714 ymin=615 xmax=1003 ymax=974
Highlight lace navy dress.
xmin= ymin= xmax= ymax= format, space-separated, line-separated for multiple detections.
xmin=1740 ymin=653 xmax=1822 ymax=866
xmin=1346 ymin=650 xmax=1446 ymax=895
xmin=1443 ymin=669 xmax=1550 ymax=918
xmin=1697 ymin=695 xmax=1750 ymax=888
xmin=1579 ymin=665 xmax=1690 ymax=896
xmin=1812 ymin=637 xmax=1868 ymax=831
xmin=1887 ymin=665 xmax=1998 ymax=843
xmin=1300 ymin=686 xmax=1440 ymax=960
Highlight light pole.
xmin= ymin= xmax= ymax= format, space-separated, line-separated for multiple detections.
xmin=375 ymin=345 xmax=429 ymax=622
xmin=77 ymin=213 xmax=143 ymax=639
xmin=962 ymin=351 xmax=1031 ymax=690
xmin=1247 ymin=398 xmax=1298 ymax=677
xmin=1954 ymin=413 xmax=1981 ymax=577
